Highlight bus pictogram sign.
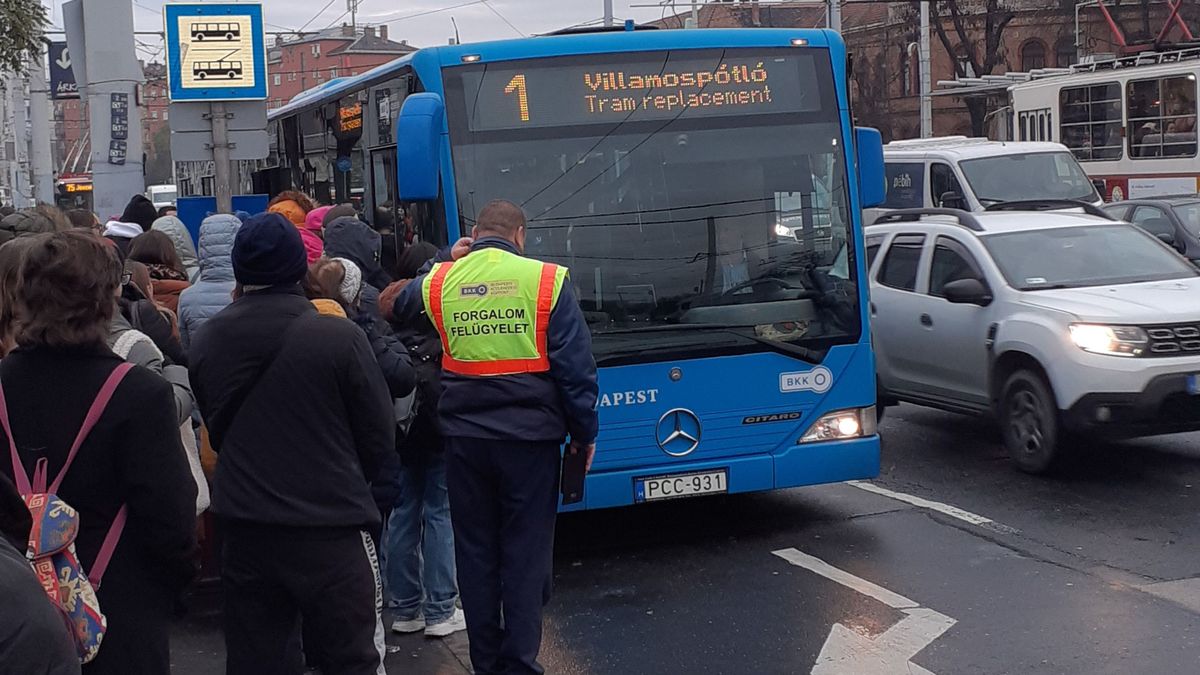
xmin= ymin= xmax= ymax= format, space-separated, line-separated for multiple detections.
xmin=165 ymin=3 xmax=267 ymax=101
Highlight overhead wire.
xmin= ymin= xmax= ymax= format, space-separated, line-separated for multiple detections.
xmin=480 ymin=0 xmax=526 ymax=37
xmin=298 ymin=0 xmax=341 ymax=33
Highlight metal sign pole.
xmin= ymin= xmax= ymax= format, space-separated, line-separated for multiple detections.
xmin=28 ymin=46 xmax=56 ymax=204
xmin=210 ymin=102 xmax=233 ymax=214
xmin=919 ymin=0 xmax=932 ymax=138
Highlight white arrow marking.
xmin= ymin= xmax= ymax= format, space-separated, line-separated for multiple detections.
xmin=55 ymin=47 xmax=71 ymax=70
xmin=773 ymin=548 xmax=956 ymax=675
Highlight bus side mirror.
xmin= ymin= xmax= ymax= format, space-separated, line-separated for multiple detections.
xmin=396 ymin=93 xmax=445 ymax=202
xmin=855 ymin=127 xmax=886 ymax=208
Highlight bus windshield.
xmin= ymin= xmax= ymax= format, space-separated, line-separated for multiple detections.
xmin=959 ymin=151 xmax=1098 ymax=205
xmin=443 ymin=48 xmax=859 ymax=356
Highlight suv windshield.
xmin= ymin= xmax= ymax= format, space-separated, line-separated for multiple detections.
xmin=1173 ymin=202 xmax=1200 ymax=234
xmin=960 ymin=152 xmax=1098 ymax=205
xmin=983 ymin=224 xmax=1197 ymax=290
xmin=444 ymin=49 xmax=859 ymax=358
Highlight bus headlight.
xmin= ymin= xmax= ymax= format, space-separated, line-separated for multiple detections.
xmin=799 ymin=407 xmax=877 ymax=443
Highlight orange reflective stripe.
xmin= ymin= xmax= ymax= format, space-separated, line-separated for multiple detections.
xmin=441 ymin=353 xmax=549 ymax=376
xmin=431 ymin=260 xmax=561 ymax=377
xmin=534 ymin=263 xmax=557 ymax=356
xmin=426 ymin=262 xmax=454 ymax=355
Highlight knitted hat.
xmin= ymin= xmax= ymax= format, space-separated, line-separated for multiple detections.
xmin=332 ymin=257 xmax=363 ymax=306
xmin=231 ymin=212 xmax=308 ymax=286
xmin=121 ymin=195 xmax=158 ymax=231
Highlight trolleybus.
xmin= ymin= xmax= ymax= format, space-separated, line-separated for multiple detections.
xmin=1009 ymin=46 xmax=1200 ymax=201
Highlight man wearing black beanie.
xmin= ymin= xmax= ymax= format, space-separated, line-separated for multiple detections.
xmin=188 ymin=212 xmax=401 ymax=674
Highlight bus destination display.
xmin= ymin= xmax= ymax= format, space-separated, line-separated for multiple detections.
xmin=457 ymin=52 xmax=822 ymax=132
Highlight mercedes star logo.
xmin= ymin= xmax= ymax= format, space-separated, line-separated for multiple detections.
xmin=655 ymin=408 xmax=702 ymax=457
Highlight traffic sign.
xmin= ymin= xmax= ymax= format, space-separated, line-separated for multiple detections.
xmin=164 ymin=3 xmax=268 ymax=102
xmin=48 ymin=43 xmax=78 ymax=100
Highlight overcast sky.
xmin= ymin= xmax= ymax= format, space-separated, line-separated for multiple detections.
xmin=42 ymin=0 xmax=692 ymax=60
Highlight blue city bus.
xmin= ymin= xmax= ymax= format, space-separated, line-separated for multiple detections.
xmin=260 ymin=25 xmax=886 ymax=510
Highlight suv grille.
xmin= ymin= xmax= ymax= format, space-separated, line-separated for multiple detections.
xmin=1144 ymin=324 xmax=1200 ymax=356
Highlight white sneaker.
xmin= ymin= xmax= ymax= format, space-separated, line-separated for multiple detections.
xmin=391 ymin=615 xmax=425 ymax=634
xmin=424 ymin=608 xmax=467 ymax=638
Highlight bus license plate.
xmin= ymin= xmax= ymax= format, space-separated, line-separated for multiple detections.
xmin=1189 ymin=374 xmax=1200 ymax=396
xmin=636 ymin=470 xmax=728 ymax=503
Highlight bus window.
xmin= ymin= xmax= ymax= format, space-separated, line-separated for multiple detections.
xmin=1128 ymin=75 xmax=1197 ymax=159
xmin=371 ymin=150 xmax=397 ymax=230
xmin=371 ymin=77 xmax=409 ymax=146
xmin=1059 ymin=82 xmax=1122 ymax=161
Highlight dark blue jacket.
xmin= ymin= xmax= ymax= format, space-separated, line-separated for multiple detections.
xmin=391 ymin=238 xmax=599 ymax=445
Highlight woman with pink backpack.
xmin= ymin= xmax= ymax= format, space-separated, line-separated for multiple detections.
xmin=0 ymin=231 xmax=198 ymax=673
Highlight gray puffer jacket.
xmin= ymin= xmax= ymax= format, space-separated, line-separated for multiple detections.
xmin=152 ymin=215 xmax=200 ymax=282
xmin=178 ymin=214 xmax=241 ymax=349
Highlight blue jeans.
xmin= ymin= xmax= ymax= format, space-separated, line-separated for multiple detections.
xmin=384 ymin=453 xmax=458 ymax=624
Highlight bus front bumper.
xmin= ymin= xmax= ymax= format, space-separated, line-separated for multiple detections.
xmin=565 ymin=435 xmax=881 ymax=512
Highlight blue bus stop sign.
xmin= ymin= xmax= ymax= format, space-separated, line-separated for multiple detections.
xmin=164 ymin=3 xmax=268 ymax=102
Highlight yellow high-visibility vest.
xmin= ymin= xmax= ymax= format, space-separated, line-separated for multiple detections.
xmin=421 ymin=247 xmax=568 ymax=376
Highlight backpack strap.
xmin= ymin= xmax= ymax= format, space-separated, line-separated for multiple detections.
xmin=0 ymin=378 xmax=32 ymax=495
xmin=48 ymin=363 xmax=134 ymax=493
xmin=89 ymin=504 xmax=127 ymax=587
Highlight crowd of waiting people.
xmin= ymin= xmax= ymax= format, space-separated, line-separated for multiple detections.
xmin=0 ymin=191 xmax=461 ymax=674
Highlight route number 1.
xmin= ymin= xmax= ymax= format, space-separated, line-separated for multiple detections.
xmin=504 ymin=74 xmax=530 ymax=122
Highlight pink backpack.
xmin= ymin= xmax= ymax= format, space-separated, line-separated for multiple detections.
xmin=0 ymin=363 xmax=133 ymax=663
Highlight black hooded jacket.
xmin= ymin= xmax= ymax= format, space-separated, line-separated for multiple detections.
xmin=324 ymin=217 xmax=392 ymax=325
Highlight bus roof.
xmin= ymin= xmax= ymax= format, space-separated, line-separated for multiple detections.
xmin=268 ymin=27 xmax=841 ymax=121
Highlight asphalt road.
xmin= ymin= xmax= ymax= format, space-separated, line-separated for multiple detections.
xmin=172 ymin=404 xmax=1200 ymax=674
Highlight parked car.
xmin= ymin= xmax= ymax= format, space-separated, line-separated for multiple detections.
xmin=866 ymin=204 xmax=1200 ymax=473
xmin=866 ymin=137 xmax=1101 ymax=225
xmin=1103 ymin=195 xmax=1200 ymax=265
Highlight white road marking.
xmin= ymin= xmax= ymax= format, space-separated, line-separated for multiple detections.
xmin=847 ymin=480 xmax=994 ymax=526
xmin=773 ymin=548 xmax=956 ymax=675
xmin=1137 ymin=578 xmax=1200 ymax=614
xmin=772 ymin=548 xmax=917 ymax=609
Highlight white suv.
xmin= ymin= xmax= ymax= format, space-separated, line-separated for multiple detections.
xmin=866 ymin=202 xmax=1200 ymax=473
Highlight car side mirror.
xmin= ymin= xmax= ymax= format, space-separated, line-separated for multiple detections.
xmin=943 ymin=278 xmax=993 ymax=306
xmin=1155 ymin=231 xmax=1185 ymax=253
xmin=939 ymin=191 xmax=966 ymax=210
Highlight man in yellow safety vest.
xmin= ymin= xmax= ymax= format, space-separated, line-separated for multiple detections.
xmin=381 ymin=199 xmax=598 ymax=675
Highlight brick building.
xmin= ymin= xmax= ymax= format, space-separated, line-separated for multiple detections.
xmin=53 ymin=60 xmax=172 ymax=181
xmin=650 ymin=0 xmax=1200 ymax=142
xmin=266 ymin=24 xmax=416 ymax=110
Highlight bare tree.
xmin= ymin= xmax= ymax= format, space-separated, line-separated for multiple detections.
xmin=929 ymin=0 xmax=1016 ymax=136
xmin=851 ymin=47 xmax=893 ymax=136
xmin=0 ymin=0 xmax=47 ymax=72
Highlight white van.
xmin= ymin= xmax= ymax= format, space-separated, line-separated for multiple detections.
xmin=868 ymin=137 xmax=1101 ymax=223
xmin=145 ymin=184 xmax=178 ymax=209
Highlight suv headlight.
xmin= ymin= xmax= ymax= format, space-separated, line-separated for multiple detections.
xmin=799 ymin=406 xmax=877 ymax=444
xmin=1069 ymin=324 xmax=1147 ymax=357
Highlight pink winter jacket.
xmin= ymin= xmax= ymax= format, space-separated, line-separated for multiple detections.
xmin=300 ymin=206 xmax=332 ymax=263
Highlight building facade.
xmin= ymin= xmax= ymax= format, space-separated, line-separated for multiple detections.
xmin=266 ymin=24 xmax=416 ymax=110
xmin=651 ymin=0 xmax=1200 ymax=142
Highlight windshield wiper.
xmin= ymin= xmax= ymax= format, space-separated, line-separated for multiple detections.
xmin=597 ymin=324 xmax=825 ymax=364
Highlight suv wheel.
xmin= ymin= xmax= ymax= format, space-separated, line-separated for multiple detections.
xmin=1000 ymin=370 xmax=1062 ymax=474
